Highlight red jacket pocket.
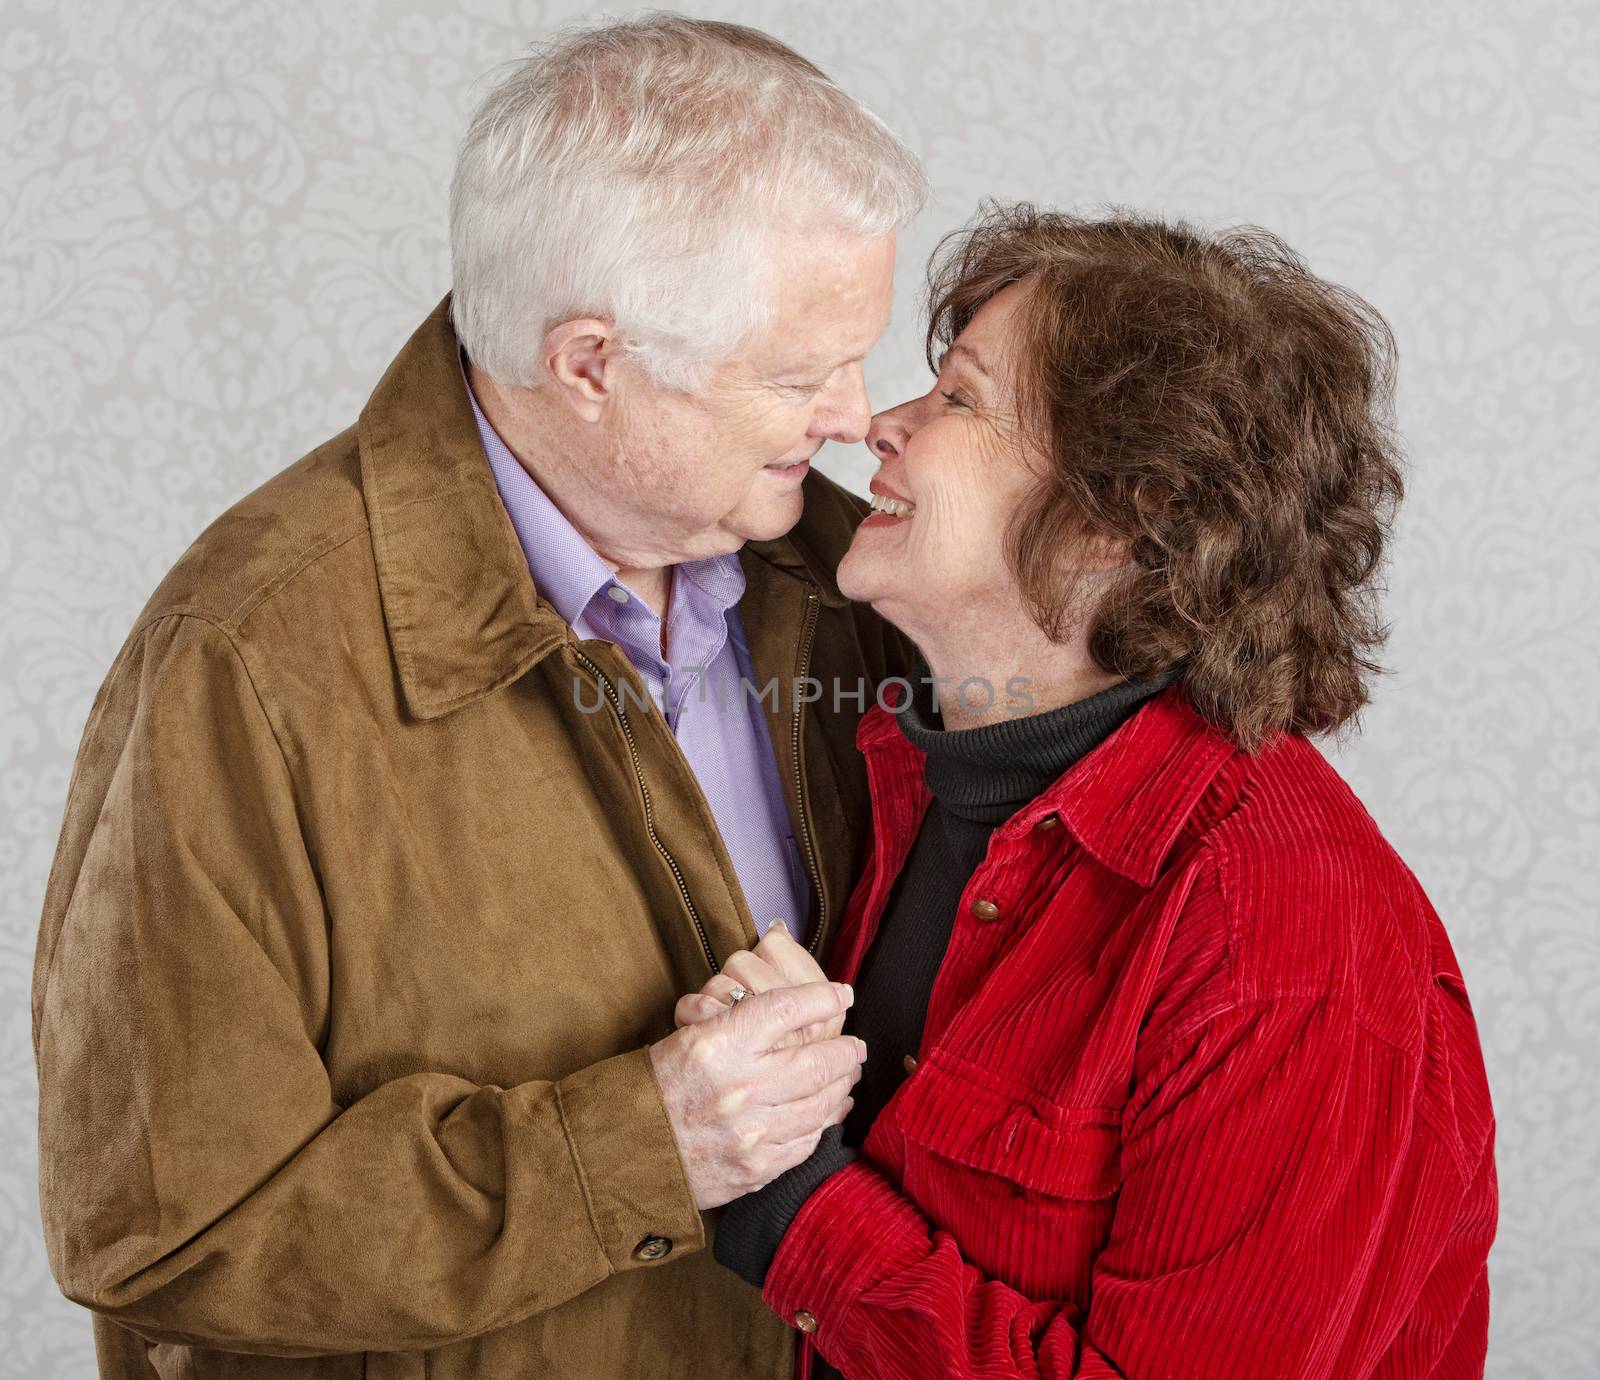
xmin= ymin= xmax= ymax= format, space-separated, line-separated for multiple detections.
xmin=892 ymin=1055 xmax=1122 ymax=1200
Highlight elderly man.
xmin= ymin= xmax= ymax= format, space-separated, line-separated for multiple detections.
xmin=32 ymin=15 xmax=926 ymax=1380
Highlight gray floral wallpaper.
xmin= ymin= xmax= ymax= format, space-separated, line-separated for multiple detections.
xmin=3 ymin=1 xmax=1596 ymax=1375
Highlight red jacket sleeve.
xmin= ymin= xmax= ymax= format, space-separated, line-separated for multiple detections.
xmin=762 ymin=988 xmax=1495 ymax=1378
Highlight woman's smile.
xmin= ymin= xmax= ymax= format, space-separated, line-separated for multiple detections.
xmin=862 ymin=479 xmax=916 ymax=528
xmin=863 ymin=490 xmax=915 ymax=526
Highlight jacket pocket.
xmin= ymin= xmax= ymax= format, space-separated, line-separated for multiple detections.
xmin=887 ymin=1055 xmax=1121 ymax=1298
xmin=894 ymin=1055 xmax=1122 ymax=1198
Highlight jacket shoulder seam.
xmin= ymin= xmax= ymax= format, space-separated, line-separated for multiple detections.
xmin=127 ymin=611 xmax=295 ymax=773
xmin=134 ymin=520 xmax=370 ymax=637
xmin=231 ymin=522 xmax=371 ymax=631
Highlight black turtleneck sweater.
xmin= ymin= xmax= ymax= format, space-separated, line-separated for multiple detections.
xmin=713 ymin=660 xmax=1182 ymax=1314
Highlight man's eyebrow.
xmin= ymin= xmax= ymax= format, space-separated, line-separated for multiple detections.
xmin=805 ymin=315 xmax=893 ymax=373
xmin=776 ymin=318 xmax=893 ymax=379
xmin=779 ymin=347 xmax=876 ymax=379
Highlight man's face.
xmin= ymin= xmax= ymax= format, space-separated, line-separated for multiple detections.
xmin=597 ymin=229 xmax=897 ymax=564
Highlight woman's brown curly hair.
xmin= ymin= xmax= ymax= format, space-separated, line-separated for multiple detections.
xmin=926 ymin=201 xmax=1406 ymax=753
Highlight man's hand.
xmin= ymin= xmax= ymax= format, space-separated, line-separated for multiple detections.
xmin=649 ymin=979 xmax=864 ymax=1210
xmin=673 ymin=919 xmax=847 ymax=1046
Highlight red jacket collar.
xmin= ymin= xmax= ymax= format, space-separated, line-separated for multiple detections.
xmin=856 ymin=680 xmax=1244 ymax=887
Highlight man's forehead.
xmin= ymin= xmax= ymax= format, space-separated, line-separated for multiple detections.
xmin=770 ymin=229 xmax=894 ymax=303
xmin=780 ymin=315 xmax=892 ymax=370
xmin=750 ymin=231 xmax=895 ymax=367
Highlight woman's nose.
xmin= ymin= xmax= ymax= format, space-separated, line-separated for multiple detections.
xmin=866 ymin=408 xmax=907 ymax=461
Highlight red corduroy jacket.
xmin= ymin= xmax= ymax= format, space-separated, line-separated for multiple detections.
xmin=764 ymin=682 xmax=1496 ymax=1379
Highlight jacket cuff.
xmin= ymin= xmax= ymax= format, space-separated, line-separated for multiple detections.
xmin=713 ymin=1124 xmax=857 ymax=1289
xmin=555 ymin=1045 xmax=705 ymax=1273
xmin=761 ymin=1158 xmax=929 ymax=1354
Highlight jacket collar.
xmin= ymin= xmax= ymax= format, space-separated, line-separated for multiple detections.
xmin=857 ymin=680 xmax=1241 ymax=886
xmin=358 ymin=292 xmax=849 ymax=720
xmin=741 ymin=527 xmax=853 ymax=609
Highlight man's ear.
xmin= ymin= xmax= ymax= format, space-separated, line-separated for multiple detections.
xmin=543 ymin=318 xmax=621 ymax=423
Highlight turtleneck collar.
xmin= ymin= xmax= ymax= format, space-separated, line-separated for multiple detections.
xmin=892 ymin=656 xmax=1185 ymax=825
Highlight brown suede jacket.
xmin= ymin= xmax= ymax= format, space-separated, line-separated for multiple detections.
xmin=31 ymin=293 xmax=915 ymax=1380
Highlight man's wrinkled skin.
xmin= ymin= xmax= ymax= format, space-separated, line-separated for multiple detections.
xmin=465 ymin=227 xmax=897 ymax=619
xmin=651 ymin=973 xmax=864 ymax=1209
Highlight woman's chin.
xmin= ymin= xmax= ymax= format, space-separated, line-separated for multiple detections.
xmin=836 ymin=546 xmax=884 ymax=604
xmin=838 ymin=551 xmax=913 ymax=619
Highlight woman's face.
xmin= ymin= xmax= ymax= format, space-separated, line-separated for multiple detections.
xmin=837 ymin=283 xmax=1041 ymax=650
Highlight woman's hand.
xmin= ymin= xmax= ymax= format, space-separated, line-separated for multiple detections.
xmin=674 ymin=919 xmax=848 ymax=1047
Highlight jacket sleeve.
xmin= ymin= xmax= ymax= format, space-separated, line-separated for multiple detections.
xmin=31 ymin=612 xmax=703 ymax=1356
xmin=761 ymin=989 xmax=1496 ymax=1378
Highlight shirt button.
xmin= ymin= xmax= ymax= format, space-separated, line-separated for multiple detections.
xmin=606 ymin=585 xmax=630 ymax=603
xmin=971 ymin=897 xmax=1001 ymax=922
xmin=1035 ymin=812 xmax=1062 ymax=831
xmin=902 ymin=1053 xmax=918 ymax=1075
xmin=631 ymin=1235 xmax=673 ymax=1262
xmin=793 ymin=1310 xmax=818 ymax=1334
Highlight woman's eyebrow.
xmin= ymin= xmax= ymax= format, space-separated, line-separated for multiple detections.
xmin=937 ymin=343 xmax=994 ymax=381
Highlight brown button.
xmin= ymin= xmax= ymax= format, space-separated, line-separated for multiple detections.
xmin=902 ymin=1053 xmax=918 ymax=1075
xmin=1035 ymin=812 xmax=1062 ymax=831
xmin=971 ymin=897 xmax=1001 ymax=922
xmin=631 ymin=1235 xmax=673 ymax=1262
xmin=793 ymin=1309 xmax=818 ymax=1334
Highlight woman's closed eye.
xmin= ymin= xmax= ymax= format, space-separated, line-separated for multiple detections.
xmin=941 ymin=389 xmax=972 ymax=410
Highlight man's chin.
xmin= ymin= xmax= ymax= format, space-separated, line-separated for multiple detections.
xmin=727 ymin=490 xmax=807 ymax=545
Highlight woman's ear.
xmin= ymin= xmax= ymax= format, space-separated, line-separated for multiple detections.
xmin=542 ymin=318 xmax=621 ymax=423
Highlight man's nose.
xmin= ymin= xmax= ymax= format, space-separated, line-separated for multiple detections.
xmin=814 ymin=363 xmax=872 ymax=445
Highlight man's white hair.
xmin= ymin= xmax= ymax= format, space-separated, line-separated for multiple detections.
xmin=448 ymin=11 xmax=928 ymax=393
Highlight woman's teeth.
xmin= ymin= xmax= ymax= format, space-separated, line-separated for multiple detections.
xmin=869 ymin=492 xmax=915 ymax=518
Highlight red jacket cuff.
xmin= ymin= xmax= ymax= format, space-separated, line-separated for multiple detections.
xmin=761 ymin=1158 xmax=929 ymax=1349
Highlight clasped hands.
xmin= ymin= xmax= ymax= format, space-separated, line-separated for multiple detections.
xmin=649 ymin=919 xmax=864 ymax=1211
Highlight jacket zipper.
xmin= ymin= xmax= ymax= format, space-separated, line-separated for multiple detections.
xmin=570 ymin=645 xmax=719 ymax=976
xmin=792 ymin=589 xmax=828 ymax=958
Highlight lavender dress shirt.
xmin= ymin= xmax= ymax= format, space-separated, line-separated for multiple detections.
xmin=458 ymin=349 xmax=811 ymax=947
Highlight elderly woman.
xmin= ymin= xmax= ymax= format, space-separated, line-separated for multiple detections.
xmin=680 ymin=205 xmax=1497 ymax=1378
